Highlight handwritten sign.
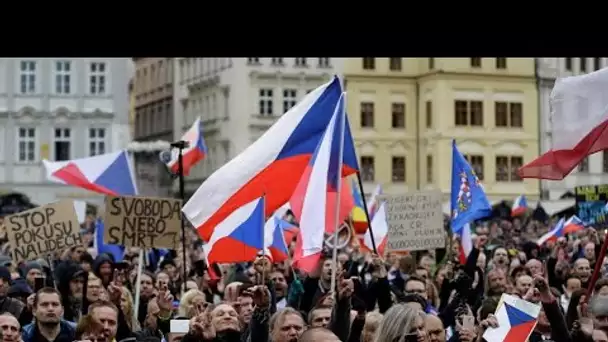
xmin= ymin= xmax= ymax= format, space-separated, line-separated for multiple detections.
xmin=104 ymin=195 xmax=182 ymax=249
xmin=575 ymin=185 xmax=608 ymax=226
xmin=380 ymin=190 xmax=445 ymax=252
xmin=6 ymin=200 xmax=81 ymax=262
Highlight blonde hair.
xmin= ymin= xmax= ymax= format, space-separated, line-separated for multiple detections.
xmin=178 ymin=289 xmax=205 ymax=318
xmin=361 ymin=312 xmax=383 ymax=342
xmin=270 ymin=307 xmax=305 ymax=341
xmin=374 ymin=304 xmax=425 ymax=342
xmin=120 ymin=287 xmax=141 ymax=331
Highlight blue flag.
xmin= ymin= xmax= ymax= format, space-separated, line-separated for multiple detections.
xmin=94 ymin=219 xmax=124 ymax=262
xmin=450 ymin=140 xmax=492 ymax=233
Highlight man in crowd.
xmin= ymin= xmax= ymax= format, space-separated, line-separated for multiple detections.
xmin=22 ymin=287 xmax=75 ymax=342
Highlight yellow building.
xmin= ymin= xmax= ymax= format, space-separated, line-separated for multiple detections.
xmin=344 ymin=57 xmax=540 ymax=205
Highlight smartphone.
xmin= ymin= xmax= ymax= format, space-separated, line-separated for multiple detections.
xmin=172 ymin=300 xmax=180 ymax=310
xmin=462 ymin=315 xmax=475 ymax=330
xmin=34 ymin=277 xmax=45 ymax=292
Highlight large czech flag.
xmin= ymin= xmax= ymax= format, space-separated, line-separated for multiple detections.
xmin=183 ymin=76 xmax=359 ymax=242
xmin=166 ymin=117 xmax=208 ymax=176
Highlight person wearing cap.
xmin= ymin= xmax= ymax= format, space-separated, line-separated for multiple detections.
xmin=21 ymin=261 xmax=43 ymax=290
xmin=0 ymin=266 xmax=24 ymax=318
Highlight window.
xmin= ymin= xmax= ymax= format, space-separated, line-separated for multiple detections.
xmin=283 ymin=89 xmax=297 ymax=113
xmin=89 ymin=62 xmax=106 ymax=95
xmin=595 ymin=58 xmax=602 ymax=71
xmin=295 ymin=58 xmax=307 ymax=67
xmin=318 ymin=58 xmax=330 ymax=68
xmin=429 ymin=58 xmax=435 ymax=69
xmin=391 ymin=102 xmax=405 ymax=128
xmin=362 ymin=58 xmax=375 ymax=70
xmin=565 ymin=58 xmax=573 ymax=71
xmin=496 ymin=156 xmax=523 ymax=181
xmin=259 ymin=89 xmax=273 ymax=116
xmin=426 ymin=101 xmax=433 ymax=128
xmin=53 ymin=61 xmax=71 ymax=94
xmin=496 ymin=58 xmax=507 ymax=69
xmin=389 ymin=58 xmax=402 ymax=71
xmin=247 ymin=58 xmax=260 ymax=64
xmin=392 ymin=156 xmax=406 ymax=182
xmin=470 ymin=58 xmax=481 ymax=68
xmin=580 ymin=58 xmax=587 ymax=73
xmin=88 ymin=128 xmax=106 ymax=156
xmin=604 ymin=151 xmax=608 ymax=173
xmin=360 ymin=102 xmax=374 ymax=128
xmin=579 ymin=157 xmax=589 ymax=172
xmin=426 ymin=155 xmax=433 ymax=183
xmin=271 ymin=58 xmax=283 ymax=65
xmin=495 ymin=101 xmax=523 ymax=127
xmin=54 ymin=128 xmax=71 ymax=161
xmin=19 ymin=60 xmax=36 ymax=94
xmin=454 ymin=100 xmax=469 ymax=126
xmin=465 ymin=155 xmax=484 ymax=180
xmin=17 ymin=127 xmax=36 ymax=162
xmin=361 ymin=156 xmax=375 ymax=181
xmin=470 ymin=101 xmax=483 ymax=126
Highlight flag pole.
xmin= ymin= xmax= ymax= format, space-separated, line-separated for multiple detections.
xmin=330 ymin=93 xmax=347 ymax=296
xmin=355 ymin=173 xmax=378 ymax=254
xmin=172 ymin=140 xmax=189 ymax=295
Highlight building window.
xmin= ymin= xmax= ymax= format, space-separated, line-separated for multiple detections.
xmin=17 ymin=127 xmax=36 ymax=162
xmin=604 ymin=151 xmax=608 ymax=173
xmin=595 ymin=58 xmax=602 ymax=71
xmin=19 ymin=60 xmax=36 ymax=94
xmin=496 ymin=156 xmax=523 ymax=181
xmin=565 ymin=58 xmax=573 ymax=71
xmin=579 ymin=157 xmax=589 ymax=172
xmin=283 ymin=89 xmax=297 ymax=113
xmin=426 ymin=155 xmax=433 ymax=183
xmin=295 ymin=58 xmax=307 ymax=67
xmin=392 ymin=156 xmax=406 ymax=182
xmin=88 ymin=128 xmax=106 ymax=156
xmin=494 ymin=101 xmax=523 ymax=128
xmin=259 ymin=89 xmax=273 ymax=116
xmin=54 ymin=128 xmax=71 ymax=161
xmin=318 ymin=58 xmax=330 ymax=68
xmin=580 ymin=58 xmax=587 ymax=73
xmin=464 ymin=155 xmax=484 ymax=180
xmin=391 ymin=102 xmax=405 ymax=128
xmin=54 ymin=61 xmax=71 ymax=94
xmin=470 ymin=58 xmax=481 ymax=68
xmin=89 ymin=62 xmax=107 ymax=95
xmin=455 ymin=100 xmax=483 ymax=127
xmin=389 ymin=58 xmax=402 ymax=71
xmin=360 ymin=102 xmax=374 ymax=128
xmin=361 ymin=156 xmax=375 ymax=181
xmin=247 ymin=58 xmax=260 ymax=64
xmin=426 ymin=101 xmax=433 ymax=128
xmin=496 ymin=58 xmax=507 ymax=69
xmin=271 ymin=58 xmax=283 ymax=65
xmin=429 ymin=58 xmax=435 ymax=69
xmin=362 ymin=58 xmax=375 ymax=70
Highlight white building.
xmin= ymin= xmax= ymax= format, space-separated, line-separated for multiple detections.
xmin=172 ymin=57 xmax=343 ymax=195
xmin=0 ymin=58 xmax=133 ymax=206
xmin=537 ymin=57 xmax=608 ymax=200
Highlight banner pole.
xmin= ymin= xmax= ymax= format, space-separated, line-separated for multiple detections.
xmin=177 ymin=141 xmax=188 ymax=295
xmin=133 ymin=249 xmax=144 ymax=323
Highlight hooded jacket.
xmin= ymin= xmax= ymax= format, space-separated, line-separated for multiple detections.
xmin=54 ymin=260 xmax=85 ymax=322
xmin=93 ymin=253 xmax=115 ymax=286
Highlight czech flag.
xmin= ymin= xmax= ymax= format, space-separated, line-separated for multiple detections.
xmin=291 ymin=92 xmax=349 ymax=272
xmin=203 ymin=196 xmax=266 ymax=265
xmin=511 ymin=195 xmax=529 ymax=216
xmin=263 ymin=216 xmax=291 ymax=262
xmin=518 ymin=67 xmax=608 ymax=180
xmin=166 ymin=117 xmax=208 ymax=176
xmin=484 ymin=294 xmax=540 ymax=342
xmin=536 ymin=217 xmax=565 ymax=245
xmin=360 ymin=201 xmax=388 ymax=256
xmin=450 ymin=140 xmax=491 ymax=264
xmin=43 ymin=150 xmax=137 ymax=196
xmin=183 ymin=76 xmax=359 ymax=242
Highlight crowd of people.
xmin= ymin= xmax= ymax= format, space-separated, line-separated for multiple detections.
xmin=0 ymin=212 xmax=608 ymax=342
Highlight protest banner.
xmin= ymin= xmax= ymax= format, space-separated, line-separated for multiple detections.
xmin=5 ymin=200 xmax=81 ymax=263
xmin=380 ymin=190 xmax=444 ymax=252
xmin=104 ymin=195 xmax=182 ymax=249
xmin=575 ymin=184 xmax=608 ymax=226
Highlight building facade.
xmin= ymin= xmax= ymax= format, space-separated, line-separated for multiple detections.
xmin=537 ymin=57 xmax=608 ymax=200
xmin=173 ymin=57 xmax=342 ymax=196
xmin=0 ymin=58 xmax=133 ymax=205
xmin=132 ymin=58 xmax=175 ymax=197
xmin=344 ymin=58 xmax=540 ymax=204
